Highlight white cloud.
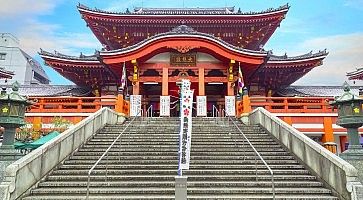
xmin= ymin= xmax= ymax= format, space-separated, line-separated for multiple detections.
xmin=11 ymin=19 xmax=100 ymax=56
xmin=0 ymin=0 xmax=58 ymax=18
xmin=344 ymin=0 xmax=363 ymax=10
xmin=293 ymin=33 xmax=363 ymax=86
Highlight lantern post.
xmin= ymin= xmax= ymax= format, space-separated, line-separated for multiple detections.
xmin=0 ymin=82 xmax=32 ymax=181
xmin=330 ymin=82 xmax=363 ymax=182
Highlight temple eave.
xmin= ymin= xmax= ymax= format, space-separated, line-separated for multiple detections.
xmin=78 ymin=4 xmax=289 ymax=17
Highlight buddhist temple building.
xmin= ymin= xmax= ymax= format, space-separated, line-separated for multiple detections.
xmin=39 ymin=4 xmax=328 ymax=113
xmin=33 ymin=4 xmax=361 ymax=154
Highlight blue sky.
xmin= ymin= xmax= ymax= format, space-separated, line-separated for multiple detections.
xmin=1 ymin=0 xmax=363 ymax=85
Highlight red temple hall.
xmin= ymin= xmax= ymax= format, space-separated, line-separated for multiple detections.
xmin=39 ymin=4 xmax=328 ymax=115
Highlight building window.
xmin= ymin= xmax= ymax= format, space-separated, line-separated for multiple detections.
xmin=0 ymin=53 xmax=5 ymax=60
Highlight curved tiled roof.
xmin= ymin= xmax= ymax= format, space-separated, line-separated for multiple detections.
xmin=0 ymin=67 xmax=14 ymax=78
xmin=100 ymin=25 xmax=268 ymax=56
xmin=0 ymin=85 xmax=91 ymax=97
xmin=78 ymin=3 xmax=289 ymax=16
xmin=346 ymin=68 xmax=363 ymax=80
xmin=278 ymin=85 xmax=361 ymax=97
xmin=269 ymin=49 xmax=328 ymax=62
xmin=39 ymin=49 xmax=99 ymax=61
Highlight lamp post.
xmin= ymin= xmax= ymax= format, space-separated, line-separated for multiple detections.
xmin=0 ymin=81 xmax=32 ymax=181
xmin=330 ymin=82 xmax=363 ymax=182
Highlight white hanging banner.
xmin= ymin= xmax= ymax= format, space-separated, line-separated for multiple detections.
xmin=178 ymin=79 xmax=194 ymax=170
xmin=130 ymin=95 xmax=142 ymax=116
xmin=196 ymin=96 xmax=207 ymax=116
xmin=160 ymin=96 xmax=170 ymax=116
xmin=225 ymin=96 xmax=236 ymax=116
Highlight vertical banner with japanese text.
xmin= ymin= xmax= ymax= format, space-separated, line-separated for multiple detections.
xmin=130 ymin=95 xmax=142 ymax=116
xmin=196 ymin=96 xmax=207 ymax=116
xmin=178 ymin=80 xmax=194 ymax=170
xmin=160 ymin=96 xmax=170 ymax=116
xmin=225 ymin=96 xmax=236 ymax=116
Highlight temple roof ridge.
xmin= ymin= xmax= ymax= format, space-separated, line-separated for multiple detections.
xmin=0 ymin=67 xmax=14 ymax=76
xmin=133 ymin=6 xmax=236 ymax=14
xmin=78 ymin=3 xmax=289 ymax=16
xmin=39 ymin=49 xmax=99 ymax=61
xmin=269 ymin=49 xmax=328 ymax=61
xmin=100 ymin=25 xmax=268 ymax=55
xmin=347 ymin=67 xmax=363 ymax=75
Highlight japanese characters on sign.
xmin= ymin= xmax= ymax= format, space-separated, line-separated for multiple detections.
xmin=130 ymin=95 xmax=142 ymax=116
xmin=170 ymin=53 xmax=196 ymax=66
xmin=178 ymin=79 xmax=194 ymax=170
xmin=160 ymin=96 xmax=170 ymax=116
xmin=225 ymin=96 xmax=236 ymax=116
xmin=197 ymin=96 xmax=207 ymax=116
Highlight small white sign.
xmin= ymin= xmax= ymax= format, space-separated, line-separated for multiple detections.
xmin=130 ymin=95 xmax=142 ymax=116
xmin=225 ymin=96 xmax=236 ymax=116
xmin=196 ymin=96 xmax=207 ymax=116
xmin=160 ymin=96 xmax=170 ymax=116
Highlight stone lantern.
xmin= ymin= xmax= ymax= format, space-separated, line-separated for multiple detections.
xmin=0 ymin=82 xmax=32 ymax=149
xmin=330 ymin=82 xmax=363 ymax=158
xmin=0 ymin=82 xmax=32 ymax=181
xmin=330 ymin=82 xmax=363 ymax=183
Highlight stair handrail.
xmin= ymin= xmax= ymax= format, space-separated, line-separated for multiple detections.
xmin=86 ymin=108 xmax=143 ymax=199
xmin=212 ymin=105 xmax=219 ymax=117
xmin=222 ymin=109 xmax=275 ymax=199
xmin=145 ymin=104 xmax=153 ymax=118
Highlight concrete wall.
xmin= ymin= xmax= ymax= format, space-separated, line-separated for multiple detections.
xmin=249 ymin=107 xmax=363 ymax=200
xmin=0 ymin=45 xmax=27 ymax=84
xmin=0 ymin=33 xmax=49 ymax=85
xmin=0 ymin=108 xmax=126 ymax=200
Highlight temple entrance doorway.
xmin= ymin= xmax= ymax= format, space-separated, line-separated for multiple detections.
xmin=141 ymin=82 xmax=161 ymax=117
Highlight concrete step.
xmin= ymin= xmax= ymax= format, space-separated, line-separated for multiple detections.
xmin=77 ymin=148 xmax=287 ymax=152
xmin=82 ymin=144 xmax=282 ymax=148
xmin=22 ymin=195 xmax=338 ymax=200
xmin=58 ymin=164 xmax=305 ymax=170
xmin=72 ymin=151 xmax=291 ymax=157
xmin=23 ymin=119 xmax=337 ymax=199
xmin=51 ymin=169 xmax=310 ymax=176
xmin=38 ymin=180 xmax=324 ymax=188
xmin=89 ymin=139 xmax=276 ymax=143
xmin=64 ymin=159 xmax=300 ymax=165
xmin=29 ymin=187 xmax=333 ymax=195
xmin=68 ymin=155 xmax=296 ymax=161
xmin=45 ymin=174 xmax=317 ymax=182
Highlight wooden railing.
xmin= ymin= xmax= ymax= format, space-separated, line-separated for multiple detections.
xmin=249 ymin=97 xmax=335 ymax=113
xmin=26 ymin=96 xmax=336 ymax=114
xmin=28 ymin=97 xmax=117 ymax=113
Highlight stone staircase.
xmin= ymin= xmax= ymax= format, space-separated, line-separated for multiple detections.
xmin=22 ymin=117 xmax=338 ymax=199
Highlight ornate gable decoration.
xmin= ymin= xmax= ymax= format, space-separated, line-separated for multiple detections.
xmin=171 ymin=25 xmax=196 ymax=34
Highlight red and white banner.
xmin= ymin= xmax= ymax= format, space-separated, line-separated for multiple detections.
xmin=179 ymin=80 xmax=194 ymax=170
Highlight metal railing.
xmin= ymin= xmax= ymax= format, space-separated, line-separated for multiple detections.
xmin=212 ymin=105 xmax=219 ymax=118
xmin=85 ymin=109 xmax=142 ymax=199
xmin=145 ymin=105 xmax=153 ymax=118
xmin=222 ymin=109 xmax=275 ymax=199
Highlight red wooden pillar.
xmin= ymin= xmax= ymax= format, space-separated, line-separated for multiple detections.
xmin=242 ymin=94 xmax=252 ymax=113
xmin=322 ymin=117 xmax=337 ymax=153
xmin=227 ymin=82 xmax=234 ymax=96
xmin=115 ymin=94 xmax=124 ymax=113
xmin=198 ymin=66 xmax=205 ymax=96
xmin=133 ymin=82 xmax=140 ymax=95
xmin=283 ymin=117 xmax=293 ymax=126
xmin=162 ymin=67 xmax=168 ymax=96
